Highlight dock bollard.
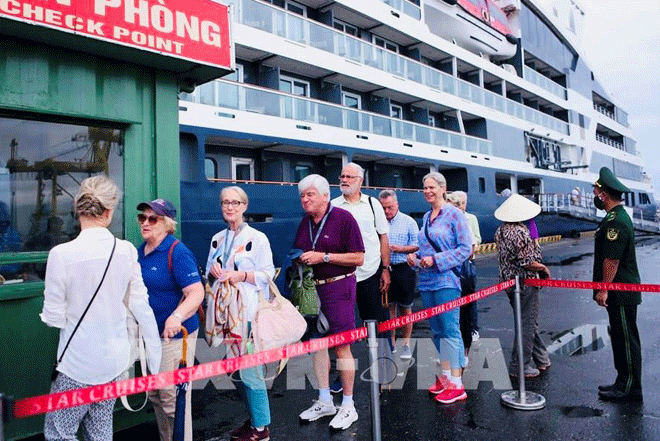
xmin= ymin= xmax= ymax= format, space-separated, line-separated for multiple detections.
xmin=365 ymin=320 xmax=382 ymax=441
xmin=501 ymin=276 xmax=546 ymax=410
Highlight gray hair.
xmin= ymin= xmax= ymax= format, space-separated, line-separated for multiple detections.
xmin=74 ymin=175 xmax=121 ymax=218
xmin=298 ymin=174 xmax=330 ymax=197
xmin=345 ymin=162 xmax=364 ymax=178
xmin=453 ymin=190 xmax=467 ymax=202
xmin=423 ymin=171 xmax=446 ymax=187
xmin=446 ymin=192 xmax=461 ymax=207
xmin=379 ymin=189 xmax=398 ymax=202
xmin=220 ymin=186 xmax=249 ymax=206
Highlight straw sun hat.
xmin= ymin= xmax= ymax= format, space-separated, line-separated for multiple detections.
xmin=494 ymin=193 xmax=541 ymax=223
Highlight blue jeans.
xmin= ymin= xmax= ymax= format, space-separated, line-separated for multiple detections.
xmin=236 ymin=366 xmax=271 ymax=428
xmin=420 ymin=288 xmax=465 ymax=369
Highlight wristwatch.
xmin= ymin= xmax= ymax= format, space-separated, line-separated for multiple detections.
xmin=381 ymin=265 xmax=392 ymax=271
xmin=323 ymin=252 xmax=330 ymax=263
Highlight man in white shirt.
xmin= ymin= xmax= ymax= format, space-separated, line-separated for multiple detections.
xmin=332 ymin=163 xmax=391 ymax=323
xmin=455 ymin=191 xmax=481 ymax=342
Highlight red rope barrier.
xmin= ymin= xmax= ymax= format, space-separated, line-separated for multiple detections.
xmin=525 ymin=278 xmax=660 ymax=292
xmin=13 ymin=280 xmax=516 ymax=419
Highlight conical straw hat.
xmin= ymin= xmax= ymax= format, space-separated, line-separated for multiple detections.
xmin=494 ymin=193 xmax=541 ymax=223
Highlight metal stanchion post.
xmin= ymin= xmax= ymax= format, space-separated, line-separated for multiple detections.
xmin=501 ymin=277 xmax=546 ymax=410
xmin=365 ymin=321 xmax=382 ymax=441
xmin=0 ymin=393 xmax=9 ymax=441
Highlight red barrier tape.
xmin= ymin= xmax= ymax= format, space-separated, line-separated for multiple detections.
xmin=13 ymin=279 xmax=516 ymax=419
xmin=378 ymin=280 xmax=515 ymax=333
xmin=525 ymin=278 xmax=660 ymax=292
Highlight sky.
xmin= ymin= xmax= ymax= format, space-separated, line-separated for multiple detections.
xmin=577 ymin=0 xmax=660 ymax=196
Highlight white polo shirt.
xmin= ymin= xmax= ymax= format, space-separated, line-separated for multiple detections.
xmin=332 ymin=193 xmax=389 ymax=282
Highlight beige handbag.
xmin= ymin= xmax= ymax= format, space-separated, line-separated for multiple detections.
xmin=252 ymin=279 xmax=307 ymax=354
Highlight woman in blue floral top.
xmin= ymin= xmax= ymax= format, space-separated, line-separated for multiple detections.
xmin=407 ymin=172 xmax=472 ymax=404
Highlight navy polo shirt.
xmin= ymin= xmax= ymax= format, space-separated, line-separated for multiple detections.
xmin=138 ymin=234 xmax=201 ymax=336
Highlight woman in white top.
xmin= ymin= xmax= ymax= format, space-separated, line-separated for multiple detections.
xmin=40 ymin=176 xmax=161 ymax=441
xmin=206 ymin=186 xmax=275 ymax=441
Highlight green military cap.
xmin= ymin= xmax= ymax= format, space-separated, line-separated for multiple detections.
xmin=594 ymin=166 xmax=630 ymax=197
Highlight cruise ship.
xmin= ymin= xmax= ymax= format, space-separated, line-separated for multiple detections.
xmin=176 ymin=0 xmax=654 ymax=265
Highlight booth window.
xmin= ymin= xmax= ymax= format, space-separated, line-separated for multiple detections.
xmin=0 ymin=116 xmax=124 ymax=282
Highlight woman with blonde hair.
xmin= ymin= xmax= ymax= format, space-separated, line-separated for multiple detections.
xmin=206 ymin=186 xmax=275 ymax=441
xmin=407 ymin=172 xmax=472 ymax=404
xmin=41 ymin=176 xmax=161 ymax=441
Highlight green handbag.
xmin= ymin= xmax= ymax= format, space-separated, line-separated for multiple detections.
xmin=287 ymin=263 xmax=319 ymax=315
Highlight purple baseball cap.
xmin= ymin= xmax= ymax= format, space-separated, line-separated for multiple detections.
xmin=136 ymin=199 xmax=177 ymax=219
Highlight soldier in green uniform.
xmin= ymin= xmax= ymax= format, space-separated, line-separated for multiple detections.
xmin=592 ymin=167 xmax=642 ymax=401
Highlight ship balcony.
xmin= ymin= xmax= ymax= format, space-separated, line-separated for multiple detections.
xmin=595 ymin=133 xmax=625 ymax=151
xmin=523 ymin=66 xmax=567 ymax=101
xmin=180 ymin=79 xmax=493 ymax=155
xmin=593 ymin=102 xmax=615 ymax=120
xmin=377 ymin=0 xmax=421 ymax=20
xmin=227 ymin=0 xmax=570 ymax=136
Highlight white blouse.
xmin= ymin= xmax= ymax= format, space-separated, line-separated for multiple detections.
xmin=41 ymin=227 xmax=162 ymax=385
xmin=206 ymin=224 xmax=275 ymax=322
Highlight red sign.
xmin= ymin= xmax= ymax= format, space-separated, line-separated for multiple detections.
xmin=0 ymin=0 xmax=233 ymax=70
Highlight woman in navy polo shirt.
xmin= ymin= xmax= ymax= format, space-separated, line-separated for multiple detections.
xmin=137 ymin=199 xmax=204 ymax=441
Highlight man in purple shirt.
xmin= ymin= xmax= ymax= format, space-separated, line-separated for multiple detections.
xmin=294 ymin=174 xmax=365 ymax=431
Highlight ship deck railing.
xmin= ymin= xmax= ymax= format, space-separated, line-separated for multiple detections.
xmin=539 ymin=193 xmax=660 ymax=234
xmin=182 ymin=80 xmax=493 ymax=154
xmin=219 ymin=0 xmax=570 ymax=135
xmin=206 ymin=177 xmax=424 ymax=193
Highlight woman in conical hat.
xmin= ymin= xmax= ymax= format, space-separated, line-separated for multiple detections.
xmin=493 ymin=193 xmax=551 ymax=378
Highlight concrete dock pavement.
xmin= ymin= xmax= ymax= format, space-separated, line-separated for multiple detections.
xmin=105 ymin=236 xmax=660 ymax=440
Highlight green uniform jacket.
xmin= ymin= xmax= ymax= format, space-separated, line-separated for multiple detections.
xmin=592 ymin=205 xmax=641 ymax=305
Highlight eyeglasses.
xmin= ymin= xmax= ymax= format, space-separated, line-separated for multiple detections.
xmin=137 ymin=214 xmax=159 ymax=225
xmin=339 ymin=174 xmax=359 ymax=180
xmin=221 ymin=200 xmax=244 ymax=207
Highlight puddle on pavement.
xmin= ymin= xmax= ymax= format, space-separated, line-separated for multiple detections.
xmin=546 ymin=253 xmax=593 ymax=266
xmin=547 ymin=324 xmax=609 ymax=356
xmin=561 ymin=406 xmax=604 ymax=418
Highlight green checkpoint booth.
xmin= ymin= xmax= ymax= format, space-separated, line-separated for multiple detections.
xmin=0 ymin=1 xmax=234 ymax=439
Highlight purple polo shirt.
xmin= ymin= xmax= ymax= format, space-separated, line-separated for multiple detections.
xmin=294 ymin=203 xmax=365 ymax=279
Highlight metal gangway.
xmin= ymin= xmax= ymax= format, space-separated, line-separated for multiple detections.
xmin=537 ymin=193 xmax=660 ymax=235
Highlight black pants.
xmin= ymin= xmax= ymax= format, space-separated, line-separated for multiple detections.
xmin=356 ymin=269 xmax=389 ymax=323
xmin=607 ymin=304 xmax=642 ymax=392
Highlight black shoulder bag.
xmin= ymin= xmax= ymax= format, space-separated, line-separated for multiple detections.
xmin=51 ymin=237 xmax=117 ymax=381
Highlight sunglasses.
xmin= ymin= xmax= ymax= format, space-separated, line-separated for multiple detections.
xmin=137 ymin=214 xmax=160 ymax=225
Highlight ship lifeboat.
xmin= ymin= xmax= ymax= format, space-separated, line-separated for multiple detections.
xmin=424 ymin=0 xmax=517 ymax=59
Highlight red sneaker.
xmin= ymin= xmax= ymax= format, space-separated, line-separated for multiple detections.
xmin=428 ymin=375 xmax=450 ymax=395
xmin=434 ymin=383 xmax=467 ymax=404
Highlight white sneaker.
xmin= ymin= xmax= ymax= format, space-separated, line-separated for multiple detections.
xmin=329 ymin=405 xmax=358 ymax=430
xmin=299 ymin=400 xmax=336 ymax=421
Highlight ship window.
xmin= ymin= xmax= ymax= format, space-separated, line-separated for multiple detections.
xmin=294 ymin=164 xmax=313 ymax=182
xmin=232 ymin=157 xmax=255 ymax=181
xmin=342 ymin=92 xmax=361 ymax=109
xmin=390 ymin=105 xmax=403 ymax=119
xmin=205 ymin=158 xmax=218 ymax=179
xmin=0 ymin=116 xmax=125 ymax=282
xmin=373 ymin=36 xmax=399 ymax=53
xmin=334 ymin=19 xmax=359 ymax=37
xmin=279 ymin=76 xmax=310 ymax=97
xmin=478 ymin=177 xmax=486 ymax=193
xmin=267 ymin=0 xmax=307 ymax=16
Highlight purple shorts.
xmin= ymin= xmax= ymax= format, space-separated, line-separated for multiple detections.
xmin=316 ymin=274 xmax=357 ymax=336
